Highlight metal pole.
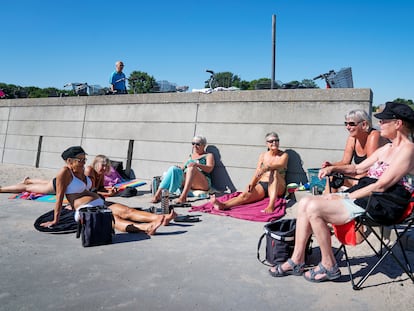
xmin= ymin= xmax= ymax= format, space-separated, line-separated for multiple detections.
xmin=271 ymin=14 xmax=276 ymax=89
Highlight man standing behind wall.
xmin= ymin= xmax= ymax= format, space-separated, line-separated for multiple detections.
xmin=109 ymin=61 xmax=127 ymax=94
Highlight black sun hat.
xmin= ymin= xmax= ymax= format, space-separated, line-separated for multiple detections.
xmin=374 ymin=102 xmax=414 ymax=123
xmin=61 ymin=146 xmax=87 ymax=160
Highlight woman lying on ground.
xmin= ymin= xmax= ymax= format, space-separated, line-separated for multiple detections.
xmin=0 ymin=155 xmax=118 ymax=198
xmin=269 ymin=102 xmax=414 ymax=282
xmin=322 ymin=109 xmax=388 ymax=192
xmin=151 ymin=135 xmax=215 ymax=204
xmin=40 ymin=146 xmax=176 ymax=234
xmin=211 ymin=132 xmax=288 ymax=213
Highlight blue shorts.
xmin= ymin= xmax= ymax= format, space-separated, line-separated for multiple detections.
xmin=342 ymin=198 xmax=366 ymax=222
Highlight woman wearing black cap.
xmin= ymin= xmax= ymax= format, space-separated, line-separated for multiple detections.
xmin=39 ymin=146 xmax=175 ymax=234
xmin=269 ymin=102 xmax=414 ymax=282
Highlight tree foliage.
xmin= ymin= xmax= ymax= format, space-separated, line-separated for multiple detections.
xmin=128 ymin=71 xmax=156 ymax=94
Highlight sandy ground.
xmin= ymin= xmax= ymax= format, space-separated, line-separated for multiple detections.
xmin=0 ymin=163 xmax=413 ymax=311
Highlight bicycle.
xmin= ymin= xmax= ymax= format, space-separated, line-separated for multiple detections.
xmin=206 ymin=69 xmax=218 ymax=89
xmin=64 ymin=83 xmax=89 ymax=96
xmin=313 ymin=70 xmax=336 ymax=88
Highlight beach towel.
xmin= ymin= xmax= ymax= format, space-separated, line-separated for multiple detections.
xmin=107 ymin=179 xmax=147 ymax=191
xmin=9 ymin=192 xmax=69 ymax=204
xmin=189 ymin=192 xmax=286 ymax=222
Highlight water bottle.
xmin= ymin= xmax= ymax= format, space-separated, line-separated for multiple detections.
xmin=151 ymin=176 xmax=161 ymax=197
xmin=161 ymin=189 xmax=170 ymax=214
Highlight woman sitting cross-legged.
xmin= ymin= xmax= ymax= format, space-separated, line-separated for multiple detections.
xmin=211 ymin=131 xmax=288 ymax=213
xmin=269 ymin=102 xmax=414 ymax=282
xmin=40 ymin=146 xmax=176 ymax=235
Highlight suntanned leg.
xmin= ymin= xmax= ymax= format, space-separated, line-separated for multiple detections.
xmin=264 ymin=171 xmax=286 ymax=213
xmin=108 ymin=203 xmax=176 ymax=226
xmin=114 ymin=215 xmax=163 ymax=235
xmin=0 ymin=180 xmax=54 ymax=194
xmin=151 ymin=187 xmax=162 ymax=203
xmin=270 ymin=195 xmax=350 ymax=278
xmin=176 ymin=166 xmax=209 ymax=204
xmin=211 ymin=185 xmax=265 ymax=210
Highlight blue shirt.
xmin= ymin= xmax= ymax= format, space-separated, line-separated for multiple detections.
xmin=109 ymin=71 xmax=127 ymax=91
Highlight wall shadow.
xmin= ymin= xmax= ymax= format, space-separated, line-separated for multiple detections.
xmin=206 ymin=145 xmax=236 ymax=192
xmin=285 ymin=149 xmax=308 ymax=185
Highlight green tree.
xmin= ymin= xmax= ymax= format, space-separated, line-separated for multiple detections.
xmin=393 ymin=98 xmax=414 ymax=110
xmin=204 ymin=71 xmax=241 ymax=88
xmin=301 ymin=79 xmax=319 ymax=88
xmin=128 ymin=71 xmax=156 ymax=94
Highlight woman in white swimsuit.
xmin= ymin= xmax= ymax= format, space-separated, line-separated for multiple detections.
xmin=40 ymin=146 xmax=175 ymax=235
xmin=269 ymin=102 xmax=414 ymax=283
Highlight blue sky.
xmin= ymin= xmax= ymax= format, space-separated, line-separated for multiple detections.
xmin=1 ymin=0 xmax=413 ymax=106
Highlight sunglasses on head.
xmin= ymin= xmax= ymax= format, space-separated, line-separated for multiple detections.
xmin=344 ymin=121 xmax=361 ymax=127
xmin=267 ymin=139 xmax=279 ymax=144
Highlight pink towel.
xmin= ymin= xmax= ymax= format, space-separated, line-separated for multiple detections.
xmin=190 ymin=192 xmax=286 ymax=222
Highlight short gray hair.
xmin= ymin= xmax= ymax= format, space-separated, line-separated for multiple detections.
xmin=265 ymin=132 xmax=279 ymax=140
xmin=193 ymin=135 xmax=207 ymax=145
xmin=345 ymin=110 xmax=372 ymax=131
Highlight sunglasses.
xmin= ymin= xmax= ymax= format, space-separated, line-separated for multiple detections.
xmin=267 ymin=139 xmax=279 ymax=144
xmin=72 ymin=158 xmax=87 ymax=163
xmin=344 ymin=121 xmax=361 ymax=127
xmin=192 ymin=142 xmax=202 ymax=146
xmin=378 ymin=119 xmax=397 ymax=125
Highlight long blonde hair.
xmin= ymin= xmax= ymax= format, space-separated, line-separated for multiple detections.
xmin=92 ymin=155 xmax=111 ymax=174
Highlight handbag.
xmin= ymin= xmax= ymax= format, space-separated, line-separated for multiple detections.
xmin=257 ymin=219 xmax=297 ymax=266
xmin=76 ymin=206 xmax=115 ymax=247
xmin=347 ymin=177 xmax=411 ymax=225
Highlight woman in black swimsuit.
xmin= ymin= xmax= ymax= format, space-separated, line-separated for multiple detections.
xmin=322 ymin=109 xmax=388 ymax=191
xmin=211 ymin=132 xmax=288 ymax=213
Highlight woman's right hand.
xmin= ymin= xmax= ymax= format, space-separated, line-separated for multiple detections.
xmin=321 ymin=161 xmax=332 ymax=168
xmin=318 ymin=167 xmax=333 ymax=179
xmin=40 ymin=220 xmax=58 ymax=228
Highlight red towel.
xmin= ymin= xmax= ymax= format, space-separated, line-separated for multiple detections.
xmin=190 ymin=192 xmax=286 ymax=222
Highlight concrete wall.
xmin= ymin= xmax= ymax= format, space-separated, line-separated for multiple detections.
xmin=0 ymin=89 xmax=372 ymax=190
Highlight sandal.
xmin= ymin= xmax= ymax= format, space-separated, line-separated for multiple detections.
xmin=303 ymin=262 xmax=341 ymax=283
xmin=269 ymin=258 xmax=305 ymax=277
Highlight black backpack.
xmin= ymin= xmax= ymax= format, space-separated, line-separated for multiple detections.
xmin=76 ymin=206 xmax=115 ymax=247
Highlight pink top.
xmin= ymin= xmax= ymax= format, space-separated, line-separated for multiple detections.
xmin=367 ymin=161 xmax=414 ymax=193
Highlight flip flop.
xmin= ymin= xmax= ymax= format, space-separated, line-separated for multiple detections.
xmin=174 ymin=215 xmax=200 ymax=223
xmin=170 ymin=202 xmax=192 ymax=208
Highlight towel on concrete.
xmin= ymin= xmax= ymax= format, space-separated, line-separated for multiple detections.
xmin=189 ymin=192 xmax=286 ymax=222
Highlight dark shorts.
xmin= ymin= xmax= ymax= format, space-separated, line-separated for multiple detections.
xmin=258 ymin=181 xmax=269 ymax=197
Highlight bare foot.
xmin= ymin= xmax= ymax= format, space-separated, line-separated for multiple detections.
xmin=175 ymin=196 xmax=187 ymax=204
xmin=210 ymin=194 xmax=230 ymax=211
xmin=150 ymin=196 xmax=160 ymax=203
xmin=145 ymin=216 xmax=164 ymax=235
xmin=162 ymin=209 xmax=177 ymax=226
xmin=125 ymin=224 xmax=144 ymax=233
xmin=263 ymin=205 xmax=275 ymax=214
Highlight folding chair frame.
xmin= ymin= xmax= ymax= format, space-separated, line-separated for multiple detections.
xmin=335 ymin=194 xmax=414 ymax=290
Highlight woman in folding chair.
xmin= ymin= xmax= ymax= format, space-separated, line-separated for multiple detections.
xmin=269 ymin=101 xmax=414 ymax=283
